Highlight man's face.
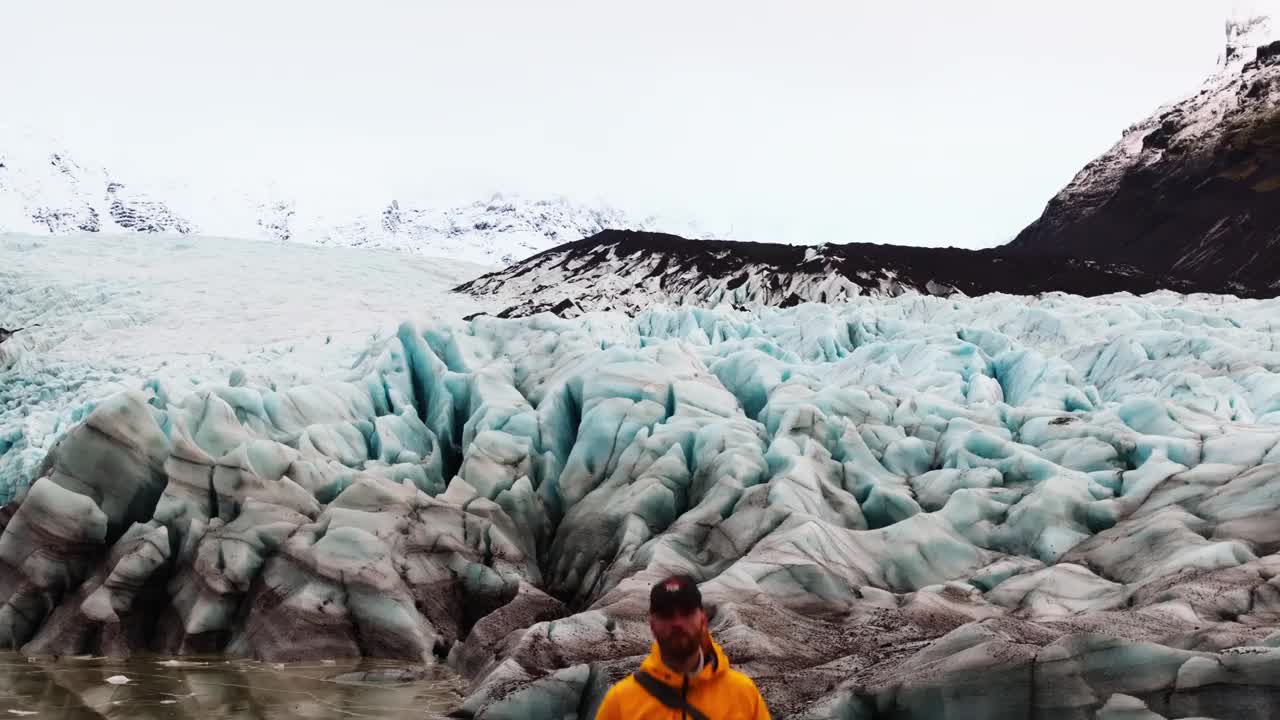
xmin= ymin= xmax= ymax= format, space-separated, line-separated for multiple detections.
xmin=650 ymin=606 xmax=706 ymax=662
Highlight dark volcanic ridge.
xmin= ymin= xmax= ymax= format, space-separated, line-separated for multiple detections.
xmin=461 ymin=26 xmax=1280 ymax=320
xmin=454 ymin=230 xmax=1243 ymax=320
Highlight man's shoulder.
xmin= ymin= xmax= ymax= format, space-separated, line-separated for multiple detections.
xmin=601 ymin=672 xmax=641 ymax=701
xmin=720 ymin=667 xmax=765 ymax=695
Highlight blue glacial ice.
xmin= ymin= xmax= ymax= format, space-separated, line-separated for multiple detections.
xmin=2 ymin=292 xmax=1280 ymax=718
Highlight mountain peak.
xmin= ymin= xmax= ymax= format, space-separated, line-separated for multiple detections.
xmin=1222 ymin=3 xmax=1278 ymax=70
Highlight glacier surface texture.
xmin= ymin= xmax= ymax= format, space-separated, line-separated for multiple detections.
xmin=3 ymin=293 xmax=1280 ymax=718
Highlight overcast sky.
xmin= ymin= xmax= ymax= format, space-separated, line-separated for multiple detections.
xmin=1 ymin=1 xmax=1272 ymax=247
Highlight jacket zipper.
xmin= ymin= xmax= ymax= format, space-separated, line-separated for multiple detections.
xmin=681 ymin=675 xmax=689 ymax=720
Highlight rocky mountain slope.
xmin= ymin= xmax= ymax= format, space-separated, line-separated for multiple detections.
xmin=1007 ymin=11 xmax=1280 ymax=293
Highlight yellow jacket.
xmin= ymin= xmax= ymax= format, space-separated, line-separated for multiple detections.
xmin=595 ymin=639 xmax=771 ymax=720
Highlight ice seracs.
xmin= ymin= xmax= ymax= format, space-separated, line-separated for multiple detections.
xmin=0 ymin=233 xmax=498 ymax=506
xmin=3 ymin=288 xmax=1280 ymax=718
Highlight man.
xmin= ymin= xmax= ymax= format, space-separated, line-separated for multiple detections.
xmin=595 ymin=575 xmax=771 ymax=720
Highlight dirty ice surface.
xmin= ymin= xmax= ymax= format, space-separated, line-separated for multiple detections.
xmin=0 ymin=653 xmax=465 ymax=719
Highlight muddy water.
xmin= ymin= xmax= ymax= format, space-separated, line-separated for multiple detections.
xmin=0 ymin=653 xmax=467 ymax=719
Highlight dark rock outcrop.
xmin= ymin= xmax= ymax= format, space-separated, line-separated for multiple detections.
xmin=106 ymin=183 xmax=192 ymax=234
xmin=257 ymin=200 xmax=296 ymax=242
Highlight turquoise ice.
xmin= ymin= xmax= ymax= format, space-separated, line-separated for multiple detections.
xmin=3 ymin=292 xmax=1280 ymax=718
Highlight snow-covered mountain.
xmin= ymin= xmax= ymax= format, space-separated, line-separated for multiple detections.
xmin=1008 ymin=6 xmax=1280 ymax=293
xmin=0 ymin=127 xmax=712 ymax=265
xmin=0 ymin=128 xmax=192 ymax=236
xmin=294 ymin=195 xmax=716 ymax=265
xmin=457 ymin=229 xmax=1203 ymax=319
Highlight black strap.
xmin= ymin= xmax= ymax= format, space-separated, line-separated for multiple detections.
xmin=632 ymin=671 xmax=711 ymax=720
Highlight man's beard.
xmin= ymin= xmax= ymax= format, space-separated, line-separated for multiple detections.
xmin=657 ymin=628 xmax=701 ymax=665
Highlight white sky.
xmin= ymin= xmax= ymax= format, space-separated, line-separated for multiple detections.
xmin=1 ymin=1 xmax=1270 ymax=247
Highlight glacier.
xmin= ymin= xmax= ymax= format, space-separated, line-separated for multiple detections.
xmin=0 ymin=233 xmax=499 ymax=503
xmin=3 ymin=278 xmax=1280 ymax=718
